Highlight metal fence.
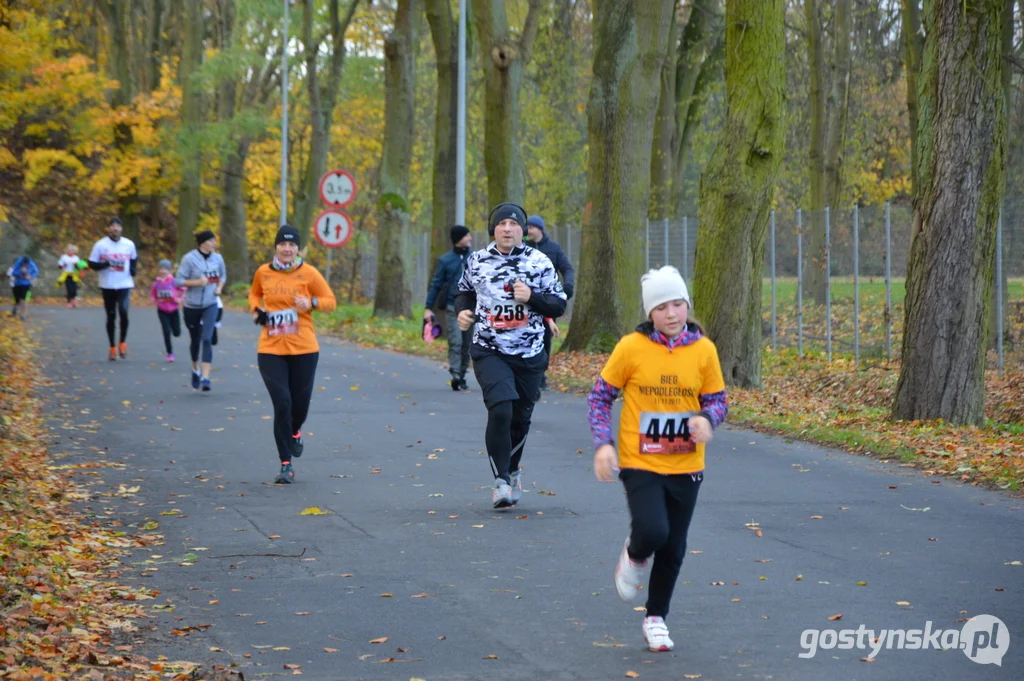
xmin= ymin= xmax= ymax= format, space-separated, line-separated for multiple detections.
xmin=321 ymin=198 xmax=1024 ymax=372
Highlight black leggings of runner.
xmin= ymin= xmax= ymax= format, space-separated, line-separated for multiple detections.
xmin=101 ymin=288 xmax=131 ymax=346
xmin=620 ymin=469 xmax=702 ymax=620
xmin=64 ymin=278 xmax=78 ymax=302
xmin=183 ymin=305 xmax=218 ymax=363
xmin=258 ymin=352 xmax=319 ymax=463
xmin=157 ymin=309 xmax=181 ymax=354
xmin=484 ymin=400 xmax=534 ymax=483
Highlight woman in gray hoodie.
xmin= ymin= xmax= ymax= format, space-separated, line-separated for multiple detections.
xmin=175 ymin=230 xmax=226 ymax=391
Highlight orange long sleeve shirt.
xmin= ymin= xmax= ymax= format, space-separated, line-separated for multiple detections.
xmin=248 ymin=263 xmax=337 ymax=355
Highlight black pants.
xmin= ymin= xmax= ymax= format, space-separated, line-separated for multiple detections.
xmin=258 ymin=352 xmax=319 ymax=463
xmin=471 ymin=345 xmax=546 ymax=483
xmin=621 ymin=468 xmax=703 ymax=620
xmin=101 ymin=288 xmax=131 ymax=346
xmin=157 ymin=309 xmax=181 ymax=354
xmin=183 ymin=305 xmax=218 ymax=363
xmin=64 ymin=278 xmax=78 ymax=301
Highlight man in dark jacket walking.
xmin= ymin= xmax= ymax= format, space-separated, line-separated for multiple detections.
xmin=526 ymin=215 xmax=575 ymax=391
xmin=424 ymin=225 xmax=474 ymax=390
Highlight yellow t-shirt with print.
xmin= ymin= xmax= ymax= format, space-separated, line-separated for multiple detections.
xmin=600 ymin=331 xmax=726 ymax=475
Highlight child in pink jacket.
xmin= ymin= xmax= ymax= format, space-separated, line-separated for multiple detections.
xmin=150 ymin=259 xmax=185 ymax=361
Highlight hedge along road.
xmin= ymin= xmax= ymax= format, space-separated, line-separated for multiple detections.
xmin=34 ymin=305 xmax=1024 ymax=680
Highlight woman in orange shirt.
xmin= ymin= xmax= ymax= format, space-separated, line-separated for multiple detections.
xmin=249 ymin=225 xmax=337 ymax=483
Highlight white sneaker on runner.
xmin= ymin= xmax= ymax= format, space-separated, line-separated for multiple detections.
xmin=509 ymin=469 xmax=523 ymax=505
xmin=642 ymin=616 xmax=674 ymax=652
xmin=614 ymin=537 xmax=647 ymax=602
xmin=492 ymin=480 xmax=514 ymax=509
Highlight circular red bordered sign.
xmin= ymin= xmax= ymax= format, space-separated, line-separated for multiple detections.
xmin=319 ymin=170 xmax=357 ymax=207
xmin=313 ymin=209 xmax=353 ymax=248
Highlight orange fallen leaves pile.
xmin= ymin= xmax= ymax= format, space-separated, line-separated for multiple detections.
xmin=0 ymin=320 xmax=193 ymax=680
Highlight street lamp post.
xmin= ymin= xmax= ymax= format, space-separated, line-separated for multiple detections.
xmin=455 ymin=0 xmax=466 ymax=225
xmin=280 ymin=0 xmax=290 ymax=227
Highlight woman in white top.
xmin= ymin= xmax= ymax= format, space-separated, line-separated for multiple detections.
xmin=57 ymin=244 xmax=84 ymax=308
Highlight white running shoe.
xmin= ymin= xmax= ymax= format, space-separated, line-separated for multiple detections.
xmin=614 ymin=537 xmax=647 ymax=602
xmin=642 ymin=616 xmax=674 ymax=652
xmin=509 ymin=469 xmax=523 ymax=505
xmin=493 ymin=480 xmax=514 ymax=508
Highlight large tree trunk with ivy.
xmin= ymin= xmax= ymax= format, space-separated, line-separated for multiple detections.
xmin=292 ymin=0 xmax=359 ymax=244
xmin=472 ymin=0 xmax=543 ymax=207
xmin=176 ymin=0 xmax=203 ymax=258
xmin=99 ymin=0 xmax=141 ymax=243
xmin=425 ymin=0 xmax=459 ymax=266
xmin=373 ymin=0 xmax=416 ymax=318
xmin=692 ymin=0 xmax=786 ymax=388
xmin=902 ymin=0 xmax=924 ymax=195
xmin=892 ymin=0 xmax=1006 ymax=425
xmin=560 ymin=0 xmax=676 ymax=353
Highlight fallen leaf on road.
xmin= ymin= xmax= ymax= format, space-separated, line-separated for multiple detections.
xmin=472 ymin=524 xmax=484 ymax=528
xmin=828 ymin=614 xmax=843 ymax=621
xmin=284 ymin=664 xmax=301 ymax=669
xmin=299 ymin=506 xmax=330 ymax=516
xmin=899 ymin=504 xmax=931 ymax=512
xmin=369 ymin=637 xmax=388 ymax=644
xmin=268 ymin=535 xmax=281 ymax=539
xmin=483 ymin=654 xmax=499 ymax=659
xmin=896 ymin=601 xmax=911 ymax=606
xmin=689 ymin=550 xmax=703 ymax=554
xmin=380 ymin=593 xmax=393 ymax=598
xmin=593 ymin=642 xmax=627 ymax=648
xmin=857 ymin=581 xmax=868 ymax=586
xmin=810 ymin=515 xmax=823 ymax=519
xmin=210 ymin=428 xmax=224 ymax=432
xmin=323 ymin=648 xmax=339 ymax=653
xmin=1005 ymin=560 xmax=1022 ymax=566
xmin=272 ymin=646 xmax=290 ymax=651
xmin=410 ymin=593 xmax=432 ymax=598
xmin=860 ymin=657 xmax=876 ymax=662
xmin=684 ymin=675 xmax=701 ymax=679
xmin=756 ymin=559 xmax=772 ymax=563
xmin=633 ymin=607 xmax=646 ymax=612
xmin=295 ymin=612 xmax=311 ymax=616
xmin=625 ymin=672 xmax=639 ymax=678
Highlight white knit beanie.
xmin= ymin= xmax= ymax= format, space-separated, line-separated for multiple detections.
xmin=641 ymin=266 xmax=690 ymax=318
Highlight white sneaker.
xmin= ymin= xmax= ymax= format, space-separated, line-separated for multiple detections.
xmin=492 ymin=480 xmax=514 ymax=508
xmin=509 ymin=469 xmax=523 ymax=505
xmin=614 ymin=537 xmax=647 ymax=601
xmin=642 ymin=616 xmax=674 ymax=652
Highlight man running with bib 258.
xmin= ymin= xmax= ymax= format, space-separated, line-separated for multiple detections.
xmin=455 ymin=202 xmax=567 ymax=508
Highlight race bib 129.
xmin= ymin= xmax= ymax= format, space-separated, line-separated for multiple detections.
xmin=638 ymin=411 xmax=696 ymax=455
xmin=267 ymin=308 xmax=299 ymax=337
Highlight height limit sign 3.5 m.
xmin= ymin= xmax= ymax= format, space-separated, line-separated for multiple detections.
xmin=319 ymin=169 xmax=356 ymax=208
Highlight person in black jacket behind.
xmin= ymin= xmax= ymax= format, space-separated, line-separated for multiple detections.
xmin=526 ymin=215 xmax=575 ymax=391
xmin=424 ymin=225 xmax=474 ymax=390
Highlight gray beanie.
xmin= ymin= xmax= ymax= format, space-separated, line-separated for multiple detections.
xmin=158 ymin=259 xmax=172 ymax=270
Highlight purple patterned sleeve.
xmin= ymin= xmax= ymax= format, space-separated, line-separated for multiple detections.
xmin=587 ymin=377 xmax=621 ymax=449
xmin=698 ymin=390 xmax=729 ymax=430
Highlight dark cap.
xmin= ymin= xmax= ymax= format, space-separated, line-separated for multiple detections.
xmin=488 ymin=203 xmax=527 ymax=236
xmin=450 ymin=225 xmax=470 ymax=245
xmin=195 ymin=229 xmax=216 ymax=247
xmin=275 ymin=224 xmax=301 ymax=247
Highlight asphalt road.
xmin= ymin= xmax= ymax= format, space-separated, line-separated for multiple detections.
xmin=33 ymin=303 xmax=1023 ymax=681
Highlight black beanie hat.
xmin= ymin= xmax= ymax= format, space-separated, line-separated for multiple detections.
xmin=275 ymin=224 xmax=300 ymax=247
xmin=195 ymin=229 xmax=216 ymax=247
xmin=488 ymin=202 xmax=527 ymax=236
xmin=450 ymin=225 xmax=470 ymax=245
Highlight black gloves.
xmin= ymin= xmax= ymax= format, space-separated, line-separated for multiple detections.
xmin=253 ymin=308 xmax=268 ymax=326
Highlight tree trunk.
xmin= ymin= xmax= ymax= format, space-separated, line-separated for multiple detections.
xmin=693 ymin=0 xmax=786 ymax=388
xmin=373 ymin=0 xmax=417 ymax=318
xmin=472 ymin=0 xmax=544 ymax=207
xmin=892 ymin=0 xmax=1006 ymax=425
xmin=989 ymin=0 xmax=1014 ymax=349
xmin=902 ymin=0 xmax=923 ymax=195
xmin=99 ymin=0 xmax=141 ymax=243
xmin=649 ymin=18 xmax=681 ymax=221
xmin=176 ymin=0 xmax=203 ymax=258
xmin=671 ymin=0 xmax=724 ymax=216
xmin=560 ymin=0 xmax=676 ymax=353
xmin=425 ymin=0 xmax=459 ymax=266
xmin=293 ymin=0 xmax=360 ymax=244
xmin=823 ymin=0 xmax=852 ymax=208
xmin=220 ymin=137 xmax=251 ymax=280
xmin=149 ymin=0 xmax=165 ymax=92
xmin=804 ymin=0 xmax=827 ymax=306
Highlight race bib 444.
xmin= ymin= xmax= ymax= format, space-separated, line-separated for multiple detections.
xmin=639 ymin=411 xmax=696 ymax=455
xmin=267 ymin=308 xmax=299 ymax=337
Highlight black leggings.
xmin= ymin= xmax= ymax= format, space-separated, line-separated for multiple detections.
xmin=101 ymin=289 xmax=131 ymax=346
xmin=157 ymin=309 xmax=181 ymax=354
xmin=621 ymin=469 xmax=702 ymax=620
xmin=258 ymin=352 xmax=319 ymax=462
xmin=485 ymin=399 xmax=534 ymax=483
xmin=64 ymin=278 xmax=78 ymax=301
xmin=183 ymin=305 xmax=218 ymax=363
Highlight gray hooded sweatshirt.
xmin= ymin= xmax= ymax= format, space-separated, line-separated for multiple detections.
xmin=175 ymin=249 xmax=226 ymax=309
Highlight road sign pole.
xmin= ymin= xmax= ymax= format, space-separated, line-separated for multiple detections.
xmin=326 ymin=248 xmax=332 ymax=285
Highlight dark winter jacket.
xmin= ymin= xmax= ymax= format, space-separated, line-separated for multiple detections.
xmin=425 ymin=247 xmax=471 ymax=309
xmin=530 ymin=234 xmax=575 ymax=299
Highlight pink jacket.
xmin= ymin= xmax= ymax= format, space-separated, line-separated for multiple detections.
xmin=150 ymin=275 xmax=184 ymax=313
